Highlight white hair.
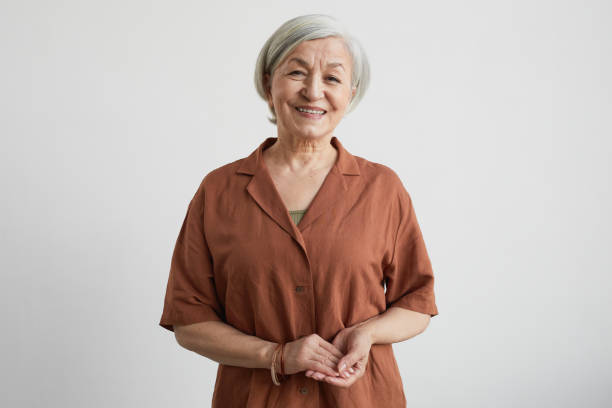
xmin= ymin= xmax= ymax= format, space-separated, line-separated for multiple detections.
xmin=254 ymin=14 xmax=371 ymax=125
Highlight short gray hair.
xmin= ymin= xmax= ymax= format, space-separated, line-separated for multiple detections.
xmin=254 ymin=14 xmax=371 ymax=125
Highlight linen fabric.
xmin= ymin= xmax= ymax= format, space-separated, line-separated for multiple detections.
xmin=159 ymin=136 xmax=438 ymax=407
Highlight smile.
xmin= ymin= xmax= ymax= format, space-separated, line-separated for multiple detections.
xmin=294 ymin=107 xmax=326 ymax=120
xmin=295 ymin=107 xmax=325 ymax=115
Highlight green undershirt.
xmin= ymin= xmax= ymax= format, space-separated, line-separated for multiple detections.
xmin=288 ymin=209 xmax=307 ymax=225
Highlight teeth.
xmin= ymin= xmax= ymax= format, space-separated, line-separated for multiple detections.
xmin=297 ymin=107 xmax=324 ymax=114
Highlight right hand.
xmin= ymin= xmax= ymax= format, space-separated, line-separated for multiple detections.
xmin=281 ymin=334 xmax=344 ymax=377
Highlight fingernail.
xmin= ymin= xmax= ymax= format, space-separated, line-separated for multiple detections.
xmin=339 ymin=363 xmax=346 ymax=371
xmin=349 ymin=367 xmax=355 ymax=373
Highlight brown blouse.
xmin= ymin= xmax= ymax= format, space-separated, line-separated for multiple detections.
xmin=159 ymin=136 xmax=439 ymax=407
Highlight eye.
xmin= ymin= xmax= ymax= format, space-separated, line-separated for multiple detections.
xmin=289 ymin=71 xmax=305 ymax=76
xmin=327 ymin=76 xmax=341 ymax=83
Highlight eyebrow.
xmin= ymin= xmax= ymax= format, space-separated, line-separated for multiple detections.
xmin=288 ymin=57 xmax=345 ymax=71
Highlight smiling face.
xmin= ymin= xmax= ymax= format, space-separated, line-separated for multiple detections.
xmin=264 ymin=36 xmax=357 ymax=141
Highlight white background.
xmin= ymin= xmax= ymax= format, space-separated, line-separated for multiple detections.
xmin=2 ymin=1 xmax=610 ymax=407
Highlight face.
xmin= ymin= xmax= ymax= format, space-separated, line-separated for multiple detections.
xmin=264 ymin=36 xmax=357 ymax=141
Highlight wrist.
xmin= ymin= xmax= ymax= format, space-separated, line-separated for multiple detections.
xmin=260 ymin=341 xmax=278 ymax=369
xmin=354 ymin=317 xmax=378 ymax=345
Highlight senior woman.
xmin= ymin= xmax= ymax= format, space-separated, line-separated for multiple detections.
xmin=159 ymin=14 xmax=438 ymax=407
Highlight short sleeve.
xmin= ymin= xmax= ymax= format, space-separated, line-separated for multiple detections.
xmin=159 ymin=182 xmax=225 ymax=332
xmin=383 ymin=184 xmax=439 ymax=318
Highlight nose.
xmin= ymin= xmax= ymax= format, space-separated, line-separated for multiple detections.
xmin=301 ymin=74 xmax=324 ymax=101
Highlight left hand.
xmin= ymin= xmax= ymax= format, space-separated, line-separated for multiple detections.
xmin=305 ymin=325 xmax=373 ymax=387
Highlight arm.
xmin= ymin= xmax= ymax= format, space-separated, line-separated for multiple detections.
xmin=174 ymin=321 xmax=276 ymax=369
xmin=354 ymin=306 xmax=431 ymax=345
xmin=174 ymin=321 xmax=344 ymax=377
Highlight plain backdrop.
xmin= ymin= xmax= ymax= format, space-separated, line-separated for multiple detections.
xmin=1 ymin=1 xmax=610 ymax=407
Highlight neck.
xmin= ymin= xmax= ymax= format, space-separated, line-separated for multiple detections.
xmin=265 ymin=134 xmax=336 ymax=174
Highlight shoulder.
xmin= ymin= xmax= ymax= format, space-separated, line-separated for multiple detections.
xmin=352 ymin=154 xmax=406 ymax=192
xmin=184 ymin=158 xmax=244 ymax=205
xmin=353 ymin=155 xmax=415 ymax=217
xmin=193 ymin=157 xmax=244 ymax=191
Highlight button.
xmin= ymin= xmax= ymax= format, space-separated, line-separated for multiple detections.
xmin=299 ymin=387 xmax=308 ymax=395
xmin=295 ymin=286 xmax=305 ymax=293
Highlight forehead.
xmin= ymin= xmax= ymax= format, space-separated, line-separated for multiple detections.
xmin=284 ymin=37 xmax=352 ymax=67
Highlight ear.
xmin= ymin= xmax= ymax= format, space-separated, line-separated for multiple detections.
xmin=351 ymin=86 xmax=357 ymax=99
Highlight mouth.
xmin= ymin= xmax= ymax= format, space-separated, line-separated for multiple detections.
xmin=294 ymin=106 xmax=326 ymax=119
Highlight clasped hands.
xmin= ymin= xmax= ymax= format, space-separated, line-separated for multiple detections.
xmin=282 ymin=324 xmax=373 ymax=388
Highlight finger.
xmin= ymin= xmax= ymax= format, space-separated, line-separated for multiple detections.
xmin=316 ymin=349 xmax=340 ymax=368
xmin=339 ymin=363 xmax=364 ymax=381
xmin=309 ymin=358 xmax=341 ymax=378
xmin=316 ymin=363 xmax=364 ymax=384
xmin=318 ymin=339 xmax=344 ymax=359
xmin=311 ymin=351 xmax=340 ymax=375
xmin=337 ymin=352 xmax=363 ymax=376
xmin=324 ymin=373 xmax=357 ymax=388
xmin=351 ymin=361 xmax=366 ymax=377
xmin=319 ymin=362 xmax=362 ymax=383
xmin=307 ymin=370 xmax=324 ymax=380
xmin=319 ymin=336 xmax=342 ymax=355
xmin=340 ymin=362 xmax=364 ymax=379
xmin=305 ymin=369 xmax=329 ymax=380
